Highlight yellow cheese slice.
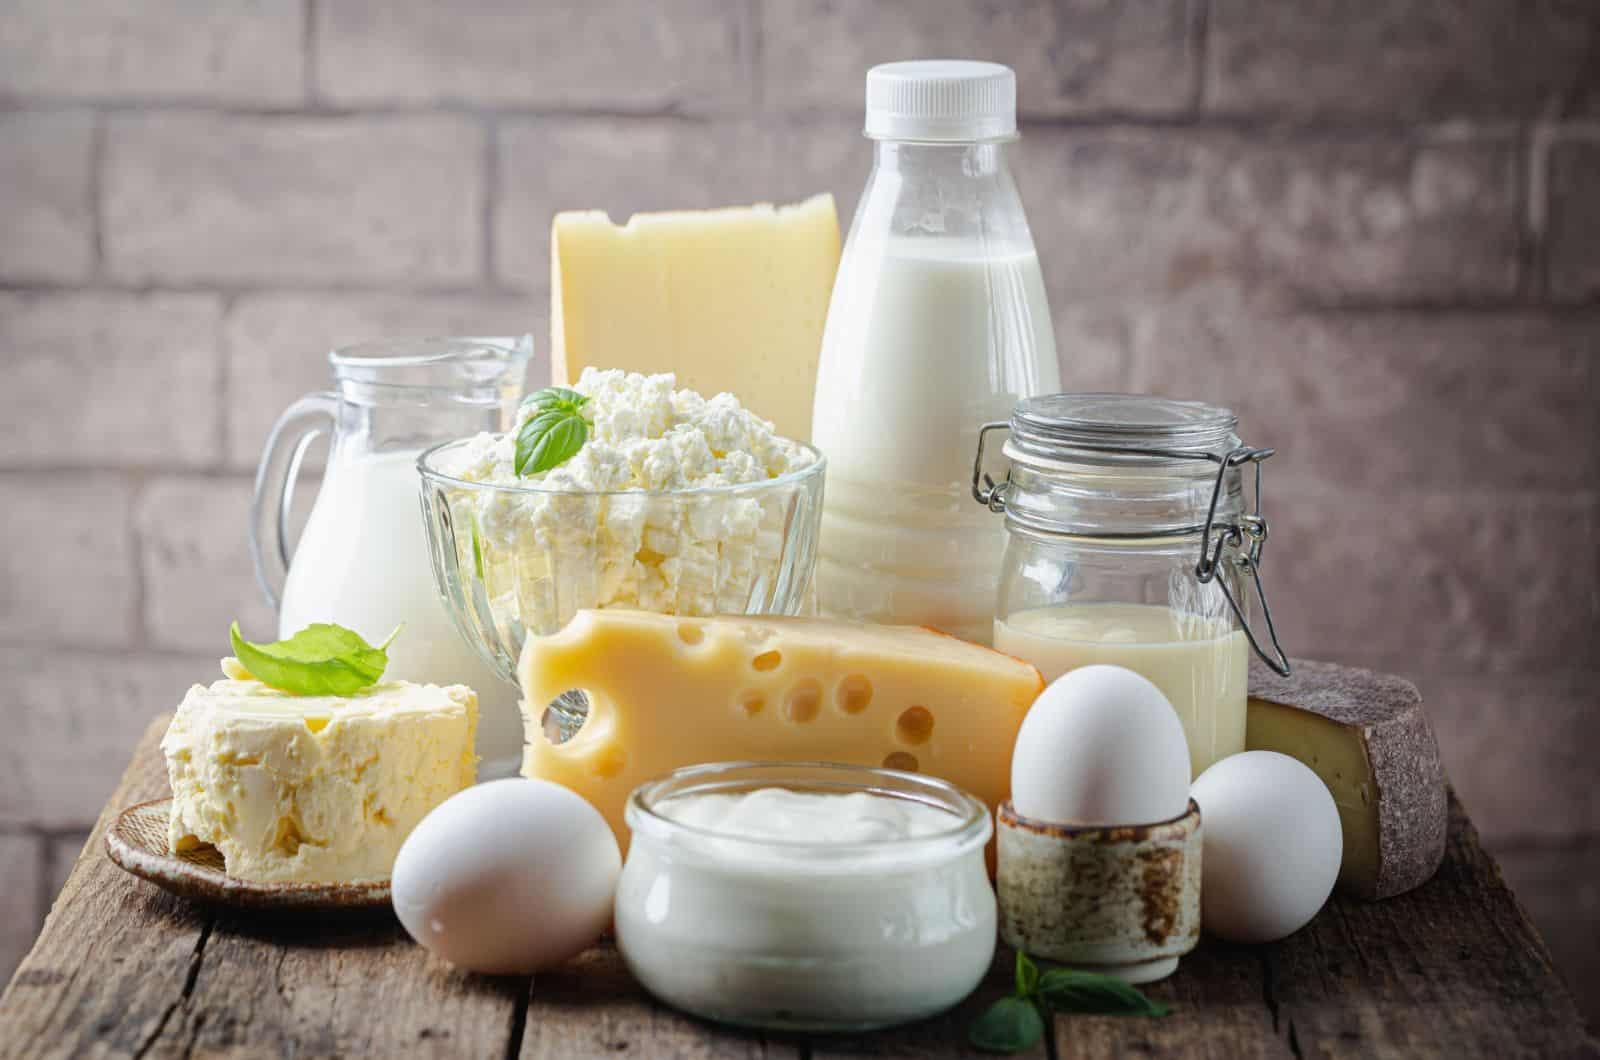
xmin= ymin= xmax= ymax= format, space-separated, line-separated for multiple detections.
xmin=519 ymin=610 xmax=1044 ymax=850
xmin=550 ymin=194 xmax=841 ymax=442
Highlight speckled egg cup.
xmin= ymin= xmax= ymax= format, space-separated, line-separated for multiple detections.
xmin=996 ymin=799 xmax=1202 ymax=984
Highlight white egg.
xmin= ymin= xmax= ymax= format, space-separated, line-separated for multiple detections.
xmin=1190 ymin=751 xmax=1343 ymax=943
xmin=1010 ymin=664 xmax=1192 ymax=826
xmin=392 ymin=778 xmax=621 ymax=974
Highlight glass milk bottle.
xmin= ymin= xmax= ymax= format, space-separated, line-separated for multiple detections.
xmin=250 ymin=337 xmax=530 ymax=774
xmin=812 ymin=61 xmax=1059 ymax=645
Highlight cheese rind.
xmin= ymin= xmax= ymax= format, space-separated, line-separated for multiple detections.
xmin=1247 ymin=659 xmax=1446 ymax=900
xmin=162 ymin=672 xmax=478 ymax=883
xmin=519 ymin=610 xmax=1044 ymax=850
xmin=551 ymin=195 xmax=841 ymax=441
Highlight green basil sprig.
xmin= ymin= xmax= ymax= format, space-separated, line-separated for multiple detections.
xmin=229 ymin=622 xmax=400 ymax=697
xmin=968 ymin=952 xmax=1169 ymax=1053
xmin=968 ymin=994 xmax=1046 ymax=1054
xmin=515 ymin=387 xmax=591 ymax=477
xmin=1038 ymin=967 xmax=1170 ymax=1016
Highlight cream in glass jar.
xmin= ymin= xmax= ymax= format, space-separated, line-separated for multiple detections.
xmin=614 ymin=762 xmax=996 ymax=1032
xmin=975 ymin=394 xmax=1290 ymax=778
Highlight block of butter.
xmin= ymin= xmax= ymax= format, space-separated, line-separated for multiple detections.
xmin=1247 ymin=659 xmax=1446 ymax=900
xmin=520 ymin=610 xmax=1044 ymax=850
xmin=161 ymin=663 xmax=477 ymax=884
xmin=551 ymin=194 xmax=841 ymax=441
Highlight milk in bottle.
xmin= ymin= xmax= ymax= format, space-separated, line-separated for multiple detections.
xmin=812 ymin=61 xmax=1059 ymax=643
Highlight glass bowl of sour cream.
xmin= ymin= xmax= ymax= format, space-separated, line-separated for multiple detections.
xmin=614 ymin=761 xmax=997 ymax=1032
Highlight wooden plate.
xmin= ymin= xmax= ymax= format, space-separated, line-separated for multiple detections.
xmin=105 ymin=798 xmax=392 ymax=912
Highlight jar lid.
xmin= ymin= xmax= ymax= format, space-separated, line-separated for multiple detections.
xmin=864 ymin=60 xmax=1017 ymax=142
xmin=1007 ymin=393 xmax=1239 ymax=464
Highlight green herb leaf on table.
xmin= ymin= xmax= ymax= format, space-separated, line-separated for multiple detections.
xmin=1038 ymin=968 xmax=1171 ymax=1017
xmin=515 ymin=387 xmax=591 ymax=476
xmin=968 ymin=996 xmax=1045 ymax=1054
xmin=1015 ymin=950 xmax=1041 ymax=999
xmin=967 ymin=952 xmax=1169 ymax=1053
xmin=229 ymin=622 xmax=399 ymax=697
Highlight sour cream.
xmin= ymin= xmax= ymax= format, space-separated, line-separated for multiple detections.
xmin=614 ymin=764 xmax=996 ymax=1032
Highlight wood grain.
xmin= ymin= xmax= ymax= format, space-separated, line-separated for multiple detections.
xmin=1054 ymin=940 xmax=1293 ymax=1060
xmin=518 ymin=945 xmax=795 ymax=1060
xmin=1265 ymin=799 xmax=1598 ymax=1059
xmin=2 ymin=715 xmax=1596 ymax=1059
xmin=811 ymin=946 xmax=1046 ymax=1060
xmin=0 ymin=715 xmax=208 ymax=1060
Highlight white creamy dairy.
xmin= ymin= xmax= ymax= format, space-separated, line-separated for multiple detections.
xmin=659 ymin=787 xmax=959 ymax=848
xmin=995 ymin=603 xmax=1249 ymax=778
xmin=436 ymin=368 xmax=815 ymax=623
xmin=813 ymin=238 xmax=1059 ymax=644
xmin=615 ymin=778 xmax=996 ymax=1032
xmin=161 ymin=665 xmax=477 ymax=883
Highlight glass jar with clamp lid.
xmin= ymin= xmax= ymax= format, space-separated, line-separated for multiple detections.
xmin=972 ymin=393 xmax=1290 ymax=777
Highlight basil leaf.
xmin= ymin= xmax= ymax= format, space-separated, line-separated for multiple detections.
xmin=519 ymin=386 xmax=586 ymax=415
xmin=1015 ymin=950 xmax=1041 ymax=1000
xmin=968 ymin=996 xmax=1045 ymax=1054
xmin=229 ymin=621 xmax=397 ymax=697
xmin=514 ymin=390 xmax=591 ymax=477
xmin=1037 ymin=968 xmax=1170 ymax=1017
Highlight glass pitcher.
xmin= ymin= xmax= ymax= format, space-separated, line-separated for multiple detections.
xmin=250 ymin=336 xmax=531 ymax=774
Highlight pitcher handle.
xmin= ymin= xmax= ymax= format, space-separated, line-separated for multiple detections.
xmin=249 ymin=392 xmax=337 ymax=612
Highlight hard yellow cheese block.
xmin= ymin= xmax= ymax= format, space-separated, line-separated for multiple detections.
xmin=550 ymin=194 xmax=841 ymax=441
xmin=520 ymin=610 xmax=1044 ymax=850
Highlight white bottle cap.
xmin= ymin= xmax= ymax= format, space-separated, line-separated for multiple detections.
xmin=864 ymin=60 xmax=1017 ymax=142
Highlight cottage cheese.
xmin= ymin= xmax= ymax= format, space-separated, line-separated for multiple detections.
xmin=437 ymin=368 xmax=816 ymax=625
xmin=162 ymin=663 xmax=477 ymax=883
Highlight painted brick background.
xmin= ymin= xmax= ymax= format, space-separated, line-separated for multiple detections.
xmin=0 ymin=0 xmax=1596 ymax=1028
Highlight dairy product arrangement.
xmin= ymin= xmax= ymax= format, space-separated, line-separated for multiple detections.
xmin=104 ymin=56 xmax=1458 ymax=1051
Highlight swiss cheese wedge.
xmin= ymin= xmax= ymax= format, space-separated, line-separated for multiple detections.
xmin=519 ymin=610 xmax=1044 ymax=850
xmin=550 ymin=195 xmax=841 ymax=441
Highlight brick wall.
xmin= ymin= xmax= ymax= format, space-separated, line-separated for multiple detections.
xmin=1 ymin=0 xmax=1596 ymax=1024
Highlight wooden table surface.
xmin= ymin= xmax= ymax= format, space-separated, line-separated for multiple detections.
xmin=1 ymin=717 xmax=1594 ymax=1059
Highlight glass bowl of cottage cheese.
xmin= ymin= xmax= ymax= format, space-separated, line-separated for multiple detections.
xmin=418 ymin=368 xmax=824 ymax=730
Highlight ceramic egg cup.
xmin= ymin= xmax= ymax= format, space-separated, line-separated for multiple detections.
xmin=996 ymin=799 xmax=1202 ymax=984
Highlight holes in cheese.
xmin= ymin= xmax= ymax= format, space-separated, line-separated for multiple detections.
xmin=897 ymin=706 xmax=935 ymax=745
xmin=519 ymin=610 xmax=1044 ymax=851
xmin=677 ymin=623 xmax=705 ymax=646
xmin=836 ymin=674 xmax=873 ymax=714
xmin=784 ymin=679 xmax=823 ymax=723
xmin=883 ymin=751 xmax=919 ymax=772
